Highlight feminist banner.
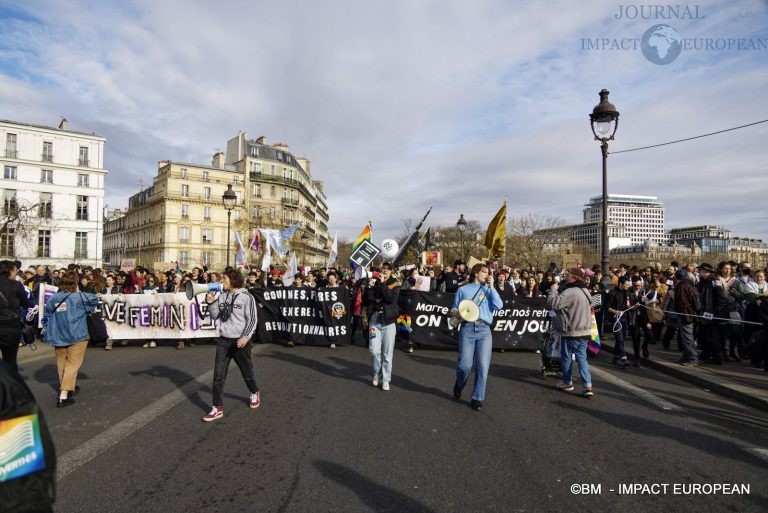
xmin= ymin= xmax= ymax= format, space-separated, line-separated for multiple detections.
xmin=39 ymin=284 xmax=218 ymax=339
xmin=253 ymin=286 xmax=351 ymax=346
xmin=399 ymin=290 xmax=550 ymax=350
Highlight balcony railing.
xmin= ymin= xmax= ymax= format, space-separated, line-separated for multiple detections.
xmin=281 ymin=197 xmax=299 ymax=206
xmin=249 ymin=172 xmax=317 ymax=205
xmin=4 ymin=149 xmax=17 ymax=158
xmin=41 ymin=154 xmax=53 ymax=162
xmin=79 ymin=159 xmax=89 ymax=167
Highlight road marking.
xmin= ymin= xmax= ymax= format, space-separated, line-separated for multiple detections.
xmin=56 ymin=345 xmax=268 ymax=480
xmin=590 ymin=366 xmax=681 ymax=411
xmin=56 ymin=368 xmax=213 ymax=480
xmin=746 ymin=448 xmax=768 ymax=462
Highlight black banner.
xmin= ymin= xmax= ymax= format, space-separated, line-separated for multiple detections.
xmin=398 ymin=290 xmax=550 ymax=351
xmin=254 ymin=286 xmax=351 ymax=347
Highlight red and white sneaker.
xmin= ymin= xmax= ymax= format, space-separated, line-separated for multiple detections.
xmin=202 ymin=406 xmax=223 ymax=422
xmin=249 ymin=392 xmax=261 ymax=409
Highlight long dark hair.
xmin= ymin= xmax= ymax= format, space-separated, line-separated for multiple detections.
xmin=468 ymin=263 xmax=488 ymax=284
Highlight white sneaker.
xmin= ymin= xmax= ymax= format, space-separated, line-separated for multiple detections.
xmin=329 ymin=343 xmax=336 ymax=349
xmin=372 ymin=376 xmax=379 ymax=387
xmin=142 ymin=342 xmax=149 ymax=348
xmin=149 ymin=341 xmax=157 ymax=348
xmin=382 ymin=382 xmax=390 ymax=391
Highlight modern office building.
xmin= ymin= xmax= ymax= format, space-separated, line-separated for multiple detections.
xmin=583 ymin=194 xmax=666 ymax=246
xmin=0 ymin=118 xmax=107 ymax=268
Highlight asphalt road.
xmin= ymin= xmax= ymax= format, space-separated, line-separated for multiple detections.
xmin=16 ymin=341 xmax=768 ymax=513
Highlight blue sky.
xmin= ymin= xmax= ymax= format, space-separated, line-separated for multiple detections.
xmin=1 ymin=0 xmax=766 ymax=245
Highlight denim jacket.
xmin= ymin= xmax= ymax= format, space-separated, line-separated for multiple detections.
xmin=43 ymin=291 xmax=99 ymax=346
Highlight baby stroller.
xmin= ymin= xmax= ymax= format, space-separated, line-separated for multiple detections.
xmin=539 ymin=328 xmax=562 ymax=379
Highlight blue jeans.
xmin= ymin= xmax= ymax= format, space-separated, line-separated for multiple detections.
xmin=369 ymin=312 xmax=396 ymax=384
xmin=455 ymin=322 xmax=493 ymax=401
xmin=560 ymin=337 xmax=592 ymax=388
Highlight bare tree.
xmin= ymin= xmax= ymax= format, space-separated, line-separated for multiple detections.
xmin=506 ymin=213 xmax=567 ymax=269
xmin=0 ymin=197 xmax=44 ymax=257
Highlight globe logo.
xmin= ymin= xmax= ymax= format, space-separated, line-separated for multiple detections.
xmin=641 ymin=24 xmax=682 ymax=64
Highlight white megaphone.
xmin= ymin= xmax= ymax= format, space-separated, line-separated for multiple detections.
xmin=185 ymin=281 xmax=223 ymax=300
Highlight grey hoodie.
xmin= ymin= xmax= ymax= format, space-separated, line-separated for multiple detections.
xmin=547 ymin=282 xmax=593 ymax=337
xmin=207 ymin=288 xmax=258 ymax=339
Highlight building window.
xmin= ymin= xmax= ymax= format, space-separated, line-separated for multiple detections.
xmin=204 ymin=206 xmax=211 ymax=220
xmin=251 ymin=146 xmax=259 ymax=157
xmin=74 ymin=232 xmax=88 ymax=259
xmin=270 ymin=185 xmax=275 ymax=197
xmin=180 ymin=168 xmax=188 ymax=179
xmin=233 ymin=176 xmax=239 ymax=185
xmin=179 ymin=250 xmax=189 ymax=266
xmin=76 ymin=195 xmax=89 ymax=220
xmin=203 ymin=187 xmax=211 ymax=200
xmin=181 ymin=184 xmax=189 ymax=198
xmin=41 ymin=169 xmax=53 ymax=183
xmin=271 ymin=164 xmax=276 ymax=175
xmin=202 ymin=228 xmax=212 ymax=244
xmin=181 ymin=204 xmax=189 ymax=218
xmin=78 ymin=173 xmax=90 ymax=187
xmin=251 ymin=162 xmax=261 ymax=173
xmin=179 ymin=227 xmax=190 ymax=242
xmin=201 ymin=251 xmax=212 ymax=265
xmin=234 ymin=210 xmax=241 ymax=221
xmin=0 ymin=227 xmax=14 ymax=256
xmin=37 ymin=230 xmax=51 ymax=258
xmin=2 ymin=190 xmax=17 ymax=216
xmin=39 ymin=192 xmax=52 ymax=218
xmin=78 ymin=146 xmax=89 ymax=167
xmin=4 ymin=133 xmax=17 ymax=158
xmin=42 ymin=142 xmax=53 ymax=162
xmin=203 ymin=171 xmax=209 ymax=182
xmin=3 ymin=166 xmax=16 ymax=180
xmin=252 ymin=184 xmax=261 ymax=197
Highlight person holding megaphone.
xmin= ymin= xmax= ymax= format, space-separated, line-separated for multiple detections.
xmin=450 ymin=263 xmax=503 ymax=411
xmin=200 ymin=269 xmax=261 ymax=422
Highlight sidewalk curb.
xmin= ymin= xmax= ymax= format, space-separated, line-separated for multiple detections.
xmin=600 ymin=339 xmax=768 ymax=413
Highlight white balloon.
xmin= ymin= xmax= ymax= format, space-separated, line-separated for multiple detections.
xmin=379 ymin=239 xmax=399 ymax=259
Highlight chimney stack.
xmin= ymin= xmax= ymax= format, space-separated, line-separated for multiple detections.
xmin=58 ymin=117 xmax=68 ymax=130
xmin=212 ymin=152 xmax=225 ymax=169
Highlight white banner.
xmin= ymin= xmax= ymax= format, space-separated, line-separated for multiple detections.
xmin=39 ymin=284 xmax=219 ymax=340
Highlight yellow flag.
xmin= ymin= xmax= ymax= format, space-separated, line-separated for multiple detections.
xmin=483 ymin=201 xmax=506 ymax=259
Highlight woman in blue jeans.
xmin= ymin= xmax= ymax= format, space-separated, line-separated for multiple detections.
xmin=450 ymin=263 xmax=503 ymax=411
xmin=366 ymin=263 xmax=401 ymax=391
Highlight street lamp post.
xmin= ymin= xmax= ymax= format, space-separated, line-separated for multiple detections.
xmin=456 ymin=214 xmax=467 ymax=261
xmin=222 ymin=184 xmax=238 ymax=268
xmin=589 ymin=89 xmax=620 ymax=283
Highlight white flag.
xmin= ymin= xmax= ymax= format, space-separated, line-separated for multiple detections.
xmin=327 ymin=231 xmax=338 ymax=267
xmin=282 ymin=252 xmax=298 ymax=286
xmin=233 ymin=230 xmax=247 ymax=268
xmin=261 ymin=237 xmax=272 ymax=272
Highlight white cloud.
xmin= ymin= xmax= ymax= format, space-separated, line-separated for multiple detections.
xmin=0 ymin=0 xmax=766 ymax=250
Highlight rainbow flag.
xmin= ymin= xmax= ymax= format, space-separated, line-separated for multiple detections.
xmin=349 ymin=222 xmax=372 ymax=269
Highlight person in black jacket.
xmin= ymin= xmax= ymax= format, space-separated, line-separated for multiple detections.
xmin=0 ymin=361 xmax=56 ymax=513
xmin=697 ymin=262 xmax=729 ymax=365
xmin=607 ymin=276 xmax=631 ymax=368
xmin=365 ymin=263 xmax=401 ymax=391
xmin=0 ymin=260 xmax=35 ymax=373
